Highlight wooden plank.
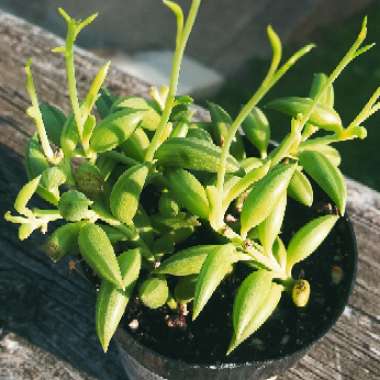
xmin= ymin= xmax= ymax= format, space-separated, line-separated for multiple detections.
xmin=0 ymin=10 xmax=379 ymax=380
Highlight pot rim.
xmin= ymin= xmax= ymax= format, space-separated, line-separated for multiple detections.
xmin=116 ymin=211 xmax=358 ymax=371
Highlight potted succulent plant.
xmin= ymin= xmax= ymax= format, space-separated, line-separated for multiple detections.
xmin=4 ymin=0 xmax=378 ymax=379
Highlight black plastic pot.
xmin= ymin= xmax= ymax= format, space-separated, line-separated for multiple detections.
xmin=115 ymin=208 xmax=357 ymax=380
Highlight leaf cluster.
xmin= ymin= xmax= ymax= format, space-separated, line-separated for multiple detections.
xmin=4 ymin=2 xmax=377 ymax=355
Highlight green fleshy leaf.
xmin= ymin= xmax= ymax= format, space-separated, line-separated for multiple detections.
xmin=78 ymin=223 xmax=123 ymax=287
xmin=192 ymin=244 xmax=238 ymax=320
xmin=139 ymin=276 xmax=169 ymax=309
xmin=287 ymin=214 xmax=339 ymax=274
xmin=299 ymin=150 xmax=346 ymax=214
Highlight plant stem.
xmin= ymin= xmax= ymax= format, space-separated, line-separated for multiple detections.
xmin=297 ymin=18 xmax=368 ymax=133
xmin=145 ymin=0 xmax=201 ymax=161
xmin=216 ymin=44 xmax=314 ymax=195
xmin=25 ymin=61 xmax=56 ymax=163
xmin=64 ymin=25 xmax=83 ymax=141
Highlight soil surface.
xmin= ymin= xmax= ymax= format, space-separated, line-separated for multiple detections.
xmin=121 ymin=193 xmax=356 ymax=365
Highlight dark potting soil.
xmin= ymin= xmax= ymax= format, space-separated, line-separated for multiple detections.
xmin=120 ymin=193 xmax=356 ymax=366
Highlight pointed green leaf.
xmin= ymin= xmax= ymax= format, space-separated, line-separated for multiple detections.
xmin=272 ymin=237 xmax=287 ymax=270
xmin=82 ymin=114 xmax=97 ymax=147
xmin=44 ymin=222 xmax=84 ymax=262
xmin=241 ymin=163 xmax=296 ymax=238
xmin=96 ymin=250 xmax=141 ymax=352
xmin=193 ymin=244 xmax=237 ymax=320
xmin=258 ymin=191 xmax=287 ymax=253
xmin=232 ymin=270 xmax=273 ymax=339
xmin=58 ymin=190 xmax=92 ymax=222
xmin=81 ymin=62 xmax=110 ymax=124
xmin=100 ymin=225 xmax=129 ymax=243
xmin=116 ymin=97 xmax=161 ymax=131
xmin=240 ymin=157 xmax=264 ymax=172
xmin=266 ymin=97 xmax=342 ymax=133
xmin=39 ymin=166 xmax=67 ymax=205
xmin=158 ymin=192 xmax=179 ymax=217
xmin=60 ymin=114 xmax=79 ymax=155
xmin=299 ymin=143 xmax=341 ymax=166
xmin=228 ymin=283 xmax=282 ymax=354
xmin=171 ymin=121 xmax=189 ymax=137
xmin=18 ymin=223 xmax=34 ymax=241
xmin=78 ymin=223 xmax=123 ymax=287
xmin=287 ymin=214 xmax=339 ymax=274
xmin=118 ymin=249 xmax=142 ymax=289
xmin=40 ymin=103 xmax=66 ymax=146
xmin=110 ymin=164 xmax=149 ymax=224
xmin=309 ymin=73 xmax=334 ymax=108
xmin=96 ymin=88 xmax=118 ymax=119
xmin=156 ymin=245 xmax=221 ymax=276
xmin=207 ymin=102 xmax=246 ymax=160
xmin=139 ymin=276 xmax=169 ymax=309
xmin=223 ymin=161 xmax=271 ymax=209
xmin=74 ymin=162 xmax=104 ymax=199
xmin=174 ymin=275 xmax=197 ymax=303
xmin=165 ymin=168 xmax=209 ymax=219
xmin=120 ymin=127 xmax=150 ymax=162
xmin=90 ymin=109 xmax=143 ymax=153
xmin=242 ymin=107 xmax=271 ymax=158
xmin=288 ymin=168 xmax=313 ymax=207
xmin=14 ymin=175 xmax=41 ymax=216
xmin=25 ymin=135 xmax=50 ymax=179
xmin=156 ymin=137 xmax=240 ymax=173
xmin=299 ymin=150 xmax=346 ymax=214
xmin=187 ymin=127 xmax=213 ymax=143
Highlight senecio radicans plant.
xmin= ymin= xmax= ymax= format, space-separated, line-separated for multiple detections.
xmin=4 ymin=0 xmax=378 ymax=354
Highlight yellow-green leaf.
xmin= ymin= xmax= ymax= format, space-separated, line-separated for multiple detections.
xmin=232 ymin=270 xmax=273 ymax=339
xmin=109 ymin=164 xmax=149 ymax=224
xmin=299 ymin=143 xmax=341 ymax=166
xmin=192 ymin=244 xmax=237 ymax=320
xmin=174 ymin=275 xmax=197 ymax=303
xmin=14 ymin=175 xmax=41 ymax=216
xmin=241 ymin=163 xmax=296 ymax=238
xmin=288 ymin=168 xmax=313 ymax=207
xmin=165 ymin=168 xmax=209 ymax=219
xmin=156 ymin=137 xmax=240 ymax=173
xmin=90 ymin=109 xmax=143 ymax=153
xmin=156 ymin=245 xmax=221 ymax=276
xmin=96 ymin=250 xmax=141 ymax=352
xmin=242 ymin=107 xmax=270 ymax=158
xmin=309 ymin=73 xmax=334 ymax=108
xmin=139 ymin=276 xmax=169 ymax=309
xmin=116 ymin=97 xmax=161 ymax=131
xmin=44 ymin=222 xmax=84 ymax=262
xmin=227 ymin=283 xmax=283 ymax=355
xmin=266 ymin=97 xmax=342 ymax=133
xmin=286 ymin=214 xmax=339 ymax=275
xmin=78 ymin=223 xmax=123 ymax=287
xmin=258 ymin=191 xmax=287 ymax=253
xmin=299 ymin=150 xmax=346 ymax=214
xmin=223 ymin=161 xmax=271 ymax=209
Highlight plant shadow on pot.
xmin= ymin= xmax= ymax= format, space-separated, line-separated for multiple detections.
xmin=115 ymin=144 xmax=357 ymax=380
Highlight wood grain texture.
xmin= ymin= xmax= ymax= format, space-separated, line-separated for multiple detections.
xmin=0 ymin=10 xmax=378 ymax=380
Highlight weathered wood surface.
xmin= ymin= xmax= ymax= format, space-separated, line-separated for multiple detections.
xmin=0 ymin=11 xmax=378 ymax=380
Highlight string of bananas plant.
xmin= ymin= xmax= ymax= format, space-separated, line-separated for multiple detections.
xmin=5 ymin=0 xmax=378 ymax=354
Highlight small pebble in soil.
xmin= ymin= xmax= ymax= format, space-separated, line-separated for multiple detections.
xmin=128 ymin=319 xmax=139 ymax=331
xmin=331 ymin=265 xmax=344 ymax=285
xmin=250 ymin=338 xmax=265 ymax=351
xmin=281 ymin=335 xmax=290 ymax=346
